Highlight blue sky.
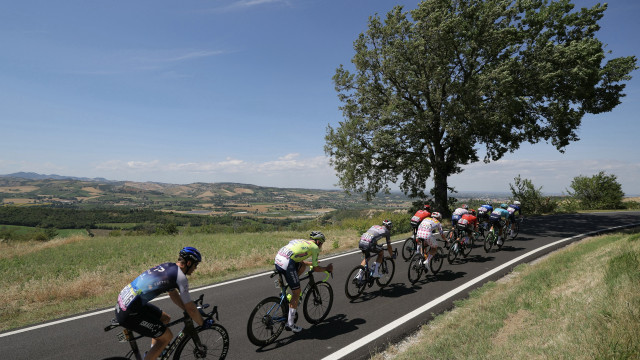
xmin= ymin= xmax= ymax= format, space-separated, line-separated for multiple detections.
xmin=1 ymin=0 xmax=638 ymax=196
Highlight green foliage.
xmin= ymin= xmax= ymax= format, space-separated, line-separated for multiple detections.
xmin=566 ymin=171 xmax=625 ymax=209
xmin=509 ymin=175 xmax=557 ymax=215
xmin=326 ymin=0 xmax=637 ymax=213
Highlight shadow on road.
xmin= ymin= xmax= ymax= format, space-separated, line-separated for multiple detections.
xmin=254 ymin=313 xmax=366 ymax=353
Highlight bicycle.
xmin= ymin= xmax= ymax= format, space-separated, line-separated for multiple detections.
xmin=345 ymin=247 xmax=397 ymax=300
xmin=246 ymin=268 xmax=333 ymax=346
xmin=401 ymin=229 xmax=419 ymax=261
xmin=447 ymin=227 xmax=475 ymax=264
xmin=509 ymin=216 xmax=524 ymax=239
xmin=484 ymin=221 xmax=506 ymax=253
xmin=102 ymin=294 xmax=229 ymax=360
xmin=407 ymin=239 xmax=444 ymax=284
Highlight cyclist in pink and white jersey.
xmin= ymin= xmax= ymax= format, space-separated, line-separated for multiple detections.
xmin=416 ymin=212 xmax=446 ymax=269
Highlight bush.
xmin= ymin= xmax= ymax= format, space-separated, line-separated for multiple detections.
xmin=566 ymin=171 xmax=625 ymax=210
xmin=509 ymin=175 xmax=557 ymax=215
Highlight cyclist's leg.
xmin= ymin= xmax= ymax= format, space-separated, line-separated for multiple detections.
xmin=146 ymin=329 xmax=173 ymax=360
xmin=277 ymin=261 xmax=302 ymax=330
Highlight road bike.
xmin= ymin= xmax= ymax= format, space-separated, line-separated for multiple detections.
xmin=407 ymin=239 xmax=445 ymax=284
xmin=484 ymin=221 xmax=506 ymax=252
xmin=102 ymin=294 xmax=229 ymax=360
xmin=246 ymin=268 xmax=333 ymax=346
xmin=509 ymin=216 xmax=524 ymax=239
xmin=401 ymin=231 xmax=419 ymax=261
xmin=345 ymin=247 xmax=397 ymax=300
xmin=447 ymin=229 xmax=475 ymax=264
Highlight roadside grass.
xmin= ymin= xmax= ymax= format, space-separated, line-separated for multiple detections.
xmin=0 ymin=229 xmax=374 ymax=332
xmin=372 ymin=229 xmax=640 ymax=360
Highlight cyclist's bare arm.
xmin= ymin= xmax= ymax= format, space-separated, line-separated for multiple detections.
xmin=168 ymin=289 xmax=204 ymax=326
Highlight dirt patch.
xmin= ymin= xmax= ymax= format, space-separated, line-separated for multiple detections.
xmin=2 ymin=198 xmax=35 ymax=204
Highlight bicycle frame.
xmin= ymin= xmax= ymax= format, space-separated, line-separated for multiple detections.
xmin=105 ymin=295 xmax=217 ymax=360
xmin=268 ymin=269 xmax=331 ymax=324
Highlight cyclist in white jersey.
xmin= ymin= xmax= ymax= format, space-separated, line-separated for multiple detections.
xmin=416 ymin=212 xmax=446 ymax=269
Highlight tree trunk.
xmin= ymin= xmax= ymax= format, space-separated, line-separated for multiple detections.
xmin=432 ymin=166 xmax=450 ymax=218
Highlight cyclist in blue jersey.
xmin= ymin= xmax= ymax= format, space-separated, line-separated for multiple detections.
xmin=507 ymin=201 xmax=522 ymax=236
xmin=490 ymin=204 xmax=510 ymax=246
xmin=115 ymin=247 xmax=212 ymax=360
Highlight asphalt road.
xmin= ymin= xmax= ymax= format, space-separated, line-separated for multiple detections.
xmin=2 ymin=211 xmax=639 ymax=360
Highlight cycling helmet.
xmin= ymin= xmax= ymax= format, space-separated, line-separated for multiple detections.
xmin=514 ymin=200 xmax=521 ymax=206
xmin=500 ymin=203 xmax=508 ymax=209
xmin=431 ymin=212 xmax=442 ymax=220
xmin=423 ymin=204 xmax=431 ymax=210
xmin=462 ymin=204 xmax=469 ymax=210
xmin=469 ymin=209 xmax=476 ymax=215
xmin=310 ymin=231 xmax=326 ymax=244
xmin=382 ymin=219 xmax=393 ymax=229
xmin=179 ymin=246 xmax=202 ymax=263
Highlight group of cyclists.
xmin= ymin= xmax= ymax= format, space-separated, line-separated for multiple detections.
xmin=112 ymin=200 xmax=521 ymax=360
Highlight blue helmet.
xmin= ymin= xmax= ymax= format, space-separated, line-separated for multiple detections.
xmin=179 ymin=246 xmax=202 ymax=263
xmin=500 ymin=203 xmax=508 ymax=209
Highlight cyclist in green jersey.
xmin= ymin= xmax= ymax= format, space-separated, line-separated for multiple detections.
xmin=274 ymin=231 xmax=333 ymax=332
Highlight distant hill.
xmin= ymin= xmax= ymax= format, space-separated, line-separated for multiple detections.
xmin=0 ymin=172 xmax=113 ymax=182
xmin=0 ymin=173 xmax=413 ymax=214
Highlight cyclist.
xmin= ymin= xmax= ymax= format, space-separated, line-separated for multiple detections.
xmin=507 ymin=201 xmax=522 ymax=236
xmin=274 ymin=231 xmax=333 ymax=333
xmin=460 ymin=209 xmax=479 ymax=245
xmin=490 ymin=204 xmax=510 ymax=246
xmin=451 ymin=204 xmax=469 ymax=229
xmin=115 ymin=247 xmax=212 ymax=360
xmin=410 ymin=204 xmax=432 ymax=230
xmin=358 ymin=220 xmax=395 ymax=279
xmin=416 ymin=212 xmax=446 ymax=269
xmin=477 ymin=204 xmax=493 ymax=230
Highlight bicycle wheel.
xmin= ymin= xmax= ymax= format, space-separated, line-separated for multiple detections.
xmin=430 ymin=247 xmax=444 ymax=275
xmin=246 ymin=296 xmax=287 ymax=346
xmin=462 ymin=236 xmax=473 ymax=258
xmin=174 ymin=324 xmax=230 ymax=360
xmin=511 ymin=221 xmax=520 ymax=240
xmin=408 ymin=254 xmax=424 ymax=284
xmin=447 ymin=241 xmax=459 ymax=264
xmin=376 ymin=257 xmax=395 ymax=288
xmin=401 ymin=237 xmax=415 ymax=261
xmin=345 ymin=265 xmax=367 ymax=300
xmin=303 ymin=282 xmax=333 ymax=324
xmin=445 ymin=230 xmax=455 ymax=249
xmin=484 ymin=231 xmax=495 ymax=253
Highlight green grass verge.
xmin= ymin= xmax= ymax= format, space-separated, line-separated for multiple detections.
xmin=372 ymin=229 xmax=640 ymax=360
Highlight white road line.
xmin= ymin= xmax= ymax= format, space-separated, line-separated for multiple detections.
xmin=0 ymin=238 xmax=405 ymax=338
xmin=321 ymin=223 xmax=640 ymax=360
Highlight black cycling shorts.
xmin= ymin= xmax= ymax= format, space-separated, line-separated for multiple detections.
xmin=275 ymin=260 xmax=302 ymax=291
xmin=115 ymin=302 xmax=166 ymax=338
xmin=359 ymin=241 xmax=383 ymax=259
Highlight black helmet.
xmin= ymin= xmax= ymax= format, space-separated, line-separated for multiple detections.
xmin=179 ymin=246 xmax=202 ymax=263
xmin=310 ymin=231 xmax=326 ymax=244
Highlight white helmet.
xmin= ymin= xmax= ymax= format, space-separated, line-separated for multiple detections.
xmin=514 ymin=201 xmax=521 ymax=206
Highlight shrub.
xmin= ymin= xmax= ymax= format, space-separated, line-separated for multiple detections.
xmin=566 ymin=171 xmax=625 ymax=209
xmin=509 ymin=175 xmax=557 ymax=215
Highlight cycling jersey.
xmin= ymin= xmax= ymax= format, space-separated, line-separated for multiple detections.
xmin=491 ymin=208 xmax=509 ymax=219
xmin=358 ymin=225 xmax=391 ymax=251
xmin=461 ymin=213 xmax=478 ymax=230
xmin=115 ymin=262 xmax=192 ymax=338
xmin=117 ymin=262 xmax=191 ymax=313
xmin=479 ymin=204 xmax=493 ymax=213
xmin=452 ymin=208 xmax=469 ymax=216
xmin=416 ymin=218 xmax=442 ymax=247
xmin=274 ymin=239 xmax=320 ymax=269
xmin=410 ymin=210 xmax=431 ymax=228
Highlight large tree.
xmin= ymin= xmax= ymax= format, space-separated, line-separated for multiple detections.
xmin=325 ymin=0 xmax=637 ymax=215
